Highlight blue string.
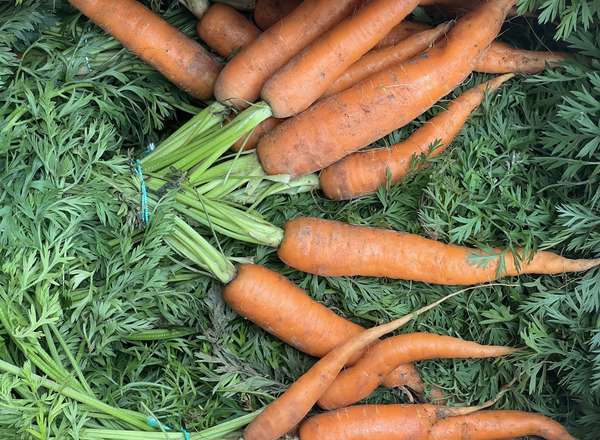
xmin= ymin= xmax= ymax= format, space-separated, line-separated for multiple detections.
xmin=135 ymin=159 xmax=150 ymax=225
xmin=146 ymin=417 xmax=190 ymax=439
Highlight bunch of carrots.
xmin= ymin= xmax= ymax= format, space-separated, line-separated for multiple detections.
xmin=68 ymin=0 xmax=596 ymax=438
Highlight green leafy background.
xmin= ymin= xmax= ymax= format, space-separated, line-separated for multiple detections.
xmin=0 ymin=0 xmax=598 ymax=438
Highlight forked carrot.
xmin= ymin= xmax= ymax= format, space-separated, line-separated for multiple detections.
xmin=196 ymin=3 xmax=260 ymax=58
xmin=261 ymin=0 xmax=420 ymax=117
xmin=243 ymin=291 xmax=461 ymax=440
xmin=318 ymin=332 xmax=516 ymax=410
xmin=214 ymin=0 xmax=363 ymax=108
xmin=277 ymin=217 xmax=600 ymax=284
xmin=257 ymin=0 xmax=516 ymax=177
xmin=253 ymin=0 xmax=301 ymax=30
xmin=69 ymin=0 xmax=221 ymax=99
xmin=319 ymin=74 xmax=513 ymax=200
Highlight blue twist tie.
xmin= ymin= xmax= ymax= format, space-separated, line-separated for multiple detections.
xmin=135 ymin=160 xmax=150 ymax=225
xmin=182 ymin=429 xmax=191 ymax=440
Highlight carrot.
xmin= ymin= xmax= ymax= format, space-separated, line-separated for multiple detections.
xmin=319 ymin=74 xmax=513 ymax=200
xmin=277 ymin=217 xmax=600 ymax=284
xmin=196 ymin=4 xmax=260 ymax=58
xmin=428 ymin=410 xmax=576 ymax=440
xmin=223 ymin=264 xmax=431 ymax=394
xmin=380 ymin=362 xmax=445 ymax=400
xmin=243 ymin=291 xmax=460 ymax=440
xmin=231 ymin=117 xmax=282 ymax=151
xmin=477 ymin=41 xmax=568 ymax=74
xmin=253 ymin=0 xmax=301 ymax=30
xmin=261 ymin=0 xmax=421 ymax=118
xmin=299 ymin=403 xmax=495 ymax=440
xmin=374 ymin=20 xmax=433 ymax=49
xmin=69 ymin=0 xmax=221 ymax=100
xmin=322 ymin=22 xmax=452 ymax=99
xmin=318 ymin=332 xmax=516 ymax=410
xmin=257 ymin=0 xmax=516 ymax=177
xmin=214 ymin=0 xmax=363 ymax=108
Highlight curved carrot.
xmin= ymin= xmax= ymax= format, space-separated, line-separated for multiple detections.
xmin=196 ymin=4 xmax=260 ymax=58
xmin=380 ymin=362 xmax=445 ymax=402
xmin=428 ymin=410 xmax=576 ymax=440
xmin=299 ymin=403 xmax=492 ymax=440
xmin=319 ymin=74 xmax=513 ymax=200
xmin=253 ymin=0 xmax=301 ymax=30
xmin=69 ymin=0 xmax=221 ymax=100
xmin=277 ymin=217 xmax=600 ymax=284
xmin=223 ymin=264 xmax=430 ymax=393
xmin=374 ymin=20 xmax=433 ymax=49
xmin=261 ymin=0 xmax=420 ymax=117
xmin=231 ymin=117 xmax=283 ymax=151
xmin=477 ymin=41 xmax=568 ymax=74
xmin=318 ymin=332 xmax=516 ymax=410
xmin=214 ymin=0 xmax=363 ymax=108
xmin=257 ymin=0 xmax=516 ymax=177
xmin=323 ymin=22 xmax=452 ymax=99
xmin=243 ymin=291 xmax=459 ymax=440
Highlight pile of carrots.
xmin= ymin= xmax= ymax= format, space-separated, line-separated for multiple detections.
xmin=68 ymin=0 xmax=596 ymax=438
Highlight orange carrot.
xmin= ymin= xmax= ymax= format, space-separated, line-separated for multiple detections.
xmin=380 ymin=362 xmax=445 ymax=402
xmin=243 ymin=291 xmax=459 ymax=440
xmin=299 ymin=403 xmax=493 ymax=440
xmin=196 ymin=3 xmax=260 ymax=58
xmin=69 ymin=0 xmax=221 ymax=100
xmin=261 ymin=0 xmax=421 ymax=117
xmin=374 ymin=20 xmax=433 ymax=49
xmin=318 ymin=332 xmax=516 ymax=410
xmin=277 ymin=217 xmax=600 ymax=284
xmin=231 ymin=117 xmax=283 ymax=151
xmin=214 ymin=0 xmax=363 ymax=108
xmin=323 ymin=22 xmax=452 ymax=98
xmin=223 ymin=264 xmax=431 ymax=394
xmin=428 ymin=410 xmax=576 ymax=440
xmin=477 ymin=41 xmax=568 ymax=74
xmin=319 ymin=74 xmax=513 ymax=200
xmin=257 ymin=0 xmax=516 ymax=177
xmin=253 ymin=0 xmax=301 ymax=30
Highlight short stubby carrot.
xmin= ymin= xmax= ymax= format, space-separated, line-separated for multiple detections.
xmin=231 ymin=117 xmax=282 ymax=151
xmin=261 ymin=0 xmax=420 ymax=117
xmin=69 ymin=0 xmax=221 ymax=100
xmin=222 ymin=264 xmax=431 ymax=392
xmin=317 ymin=332 xmax=516 ymax=410
xmin=428 ymin=410 xmax=576 ymax=440
xmin=196 ymin=3 xmax=260 ymax=58
xmin=257 ymin=0 xmax=516 ymax=177
xmin=319 ymin=74 xmax=513 ymax=200
xmin=214 ymin=0 xmax=362 ymax=108
xmin=299 ymin=403 xmax=492 ymax=440
xmin=277 ymin=217 xmax=600 ymax=284
xmin=322 ymin=22 xmax=452 ymax=98
xmin=253 ymin=0 xmax=301 ymax=30
xmin=243 ymin=291 xmax=459 ymax=440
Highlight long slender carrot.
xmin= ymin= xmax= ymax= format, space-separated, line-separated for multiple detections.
xmin=196 ymin=3 xmax=260 ymax=58
xmin=253 ymin=0 xmax=301 ymax=30
xmin=223 ymin=264 xmax=431 ymax=393
xmin=277 ymin=217 xmax=600 ymax=284
xmin=243 ymin=291 xmax=461 ymax=440
xmin=477 ymin=41 xmax=568 ymax=74
xmin=257 ymin=0 xmax=516 ymax=177
xmin=231 ymin=117 xmax=282 ymax=151
xmin=299 ymin=403 xmax=495 ymax=440
xmin=214 ymin=0 xmax=363 ymax=108
xmin=375 ymin=20 xmax=433 ymax=49
xmin=317 ymin=332 xmax=516 ymax=410
xmin=69 ymin=0 xmax=221 ymax=100
xmin=319 ymin=74 xmax=513 ymax=200
xmin=322 ymin=22 xmax=453 ymax=99
xmin=261 ymin=0 xmax=421 ymax=118
xmin=428 ymin=410 xmax=576 ymax=440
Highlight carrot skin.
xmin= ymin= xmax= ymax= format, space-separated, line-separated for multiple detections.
xmin=257 ymin=0 xmax=516 ymax=177
xmin=318 ymin=332 xmax=516 ymax=410
xmin=253 ymin=0 xmax=301 ymax=30
xmin=323 ymin=22 xmax=452 ymax=99
xmin=374 ymin=20 xmax=433 ymax=49
xmin=231 ymin=117 xmax=282 ymax=151
xmin=197 ymin=4 xmax=260 ymax=58
xmin=428 ymin=410 xmax=576 ymax=440
xmin=278 ymin=217 xmax=600 ymax=284
xmin=214 ymin=0 xmax=363 ymax=108
xmin=477 ymin=41 xmax=568 ymax=74
xmin=319 ymin=74 xmax=513 ymax=200
xmin=69 ymin=0 xmax=221 ymax=100
xmin=261 ymin=0 xmax=420 ymax=117
xmin=223 ymin=264 xmax=428 ymax=390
